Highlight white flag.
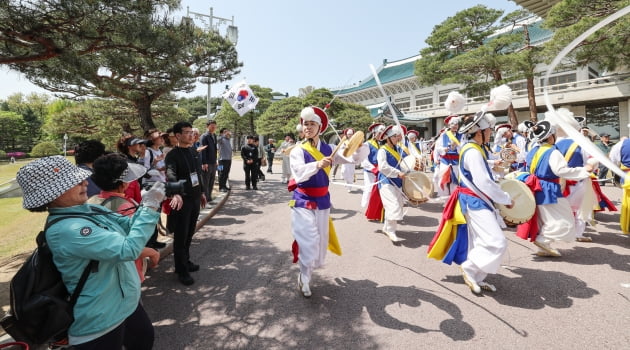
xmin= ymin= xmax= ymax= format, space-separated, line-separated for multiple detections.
xmin=222 ymin=81 xmax=259 ymax=117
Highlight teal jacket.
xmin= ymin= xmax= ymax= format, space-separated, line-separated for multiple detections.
xmin=45 ymin=203 xmax=159 ymax=339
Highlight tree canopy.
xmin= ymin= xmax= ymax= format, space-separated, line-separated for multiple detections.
xmin=2 ymin=0 xmax=241 ymax=132
xmin=542 ymin=0 xmax=630 ymax=71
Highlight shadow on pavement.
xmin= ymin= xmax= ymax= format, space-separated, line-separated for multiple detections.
xmin=142 ymin=235 xmax=476 ymax=348
xmin=472 ymin=266 xmax=599 ymax=309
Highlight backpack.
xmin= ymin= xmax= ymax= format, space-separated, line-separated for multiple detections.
xmin=0 ymin=216 xmax=98 ymax=346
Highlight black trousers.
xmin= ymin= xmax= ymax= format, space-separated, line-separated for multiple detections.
xmin=267 ymin=154 xmax=274 ymax=172
xmin=74 ymin=303 xmax=153 ymax=350
xmin=243 ymin=162 xmax=257 ymax=188
xmin=202 ymin=163 xmax=217 ymax=200
xmin=218 ymin=159 xmax=232 ymax=189
xmin=167 ymin=195 xmax=201 ymax=274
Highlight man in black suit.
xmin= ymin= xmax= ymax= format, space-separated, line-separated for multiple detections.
xmin=241 ymin=135 xmax=259 ymax=190
xmin=201 ymin=120 xmax=218 ymax=202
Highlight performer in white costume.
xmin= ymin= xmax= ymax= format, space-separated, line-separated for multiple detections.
xmin=340 ymin=128 xmax=357 ymax=192
xmin=457 ymin=113 xmax=514 ymax=294
xmin=522 ymin=121 xmax=593 ymax=257
xmin=551 ymin=109 xmax=595 ymax=242
xmin=377 ymin=125 xmax=406 ymax=242
xmin=361 ymin=123 xmax=385 ymax=208
xmin=289 ymin=106 xmax=368 ymax=297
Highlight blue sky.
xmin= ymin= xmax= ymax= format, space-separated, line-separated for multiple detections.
xmin=0 ymin=0 xmax=521 ymax=100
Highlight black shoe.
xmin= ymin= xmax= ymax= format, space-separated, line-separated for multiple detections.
xmin=178 ymin=272 xmax=195 ymax=286
xmin=261 ymin=176 xmax=265 ymax=181
xmin=267 ymin=170 xmax=272 ymax=174
xmin=246 ymin=186 xmax=251 ymax=190
xmin=187 ymin=261 xmax=200 ymax=272
xmin=253 ymin=186 xmax=258 ymax=190
xmin=148 ymin=241 xmax=166 ymax=249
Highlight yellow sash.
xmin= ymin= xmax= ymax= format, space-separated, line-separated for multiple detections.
xmin=446 ymin=130 xmax=461 ymax=147
xmin=529 ymin=144 xmax=553 ymax=175
xmin=368 ymin=139 xmax=379 ymax=150
xmin=382 ymin=144 xmax=401 ymax=163
xmin=298 ymin=140 xmax=341 ymax=255
xmin=300 ymin=141 xmax=331 ymax=176
xmin=564 ymin=142 xmax=579 ymax=163
xmin=398 ymin=142 xmax=410 ymax=156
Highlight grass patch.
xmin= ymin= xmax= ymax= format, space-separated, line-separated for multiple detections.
xmin=0 ymin=159 xmax=29 ymax=183
xmin=0 ymin=197 xmax=47 ymax=259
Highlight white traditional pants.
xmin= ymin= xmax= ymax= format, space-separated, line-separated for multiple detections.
xmin=536 ymin=197 xmax=576 ymax=244
xmin=361 ymin=171 xmax=376 ymax=208
xmin=380 ymin=183 xmax=404 ymax=233
xmin=341 ymin=163 xmax=355 ymax=190
xmin=291 ymin=207 xmax=330 ymax=285
xmin=461 ymin=208 xmax=508 ymax=284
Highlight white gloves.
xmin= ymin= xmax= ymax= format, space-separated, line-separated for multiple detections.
xmin=141 ymin=182 xmax=166 ymax=209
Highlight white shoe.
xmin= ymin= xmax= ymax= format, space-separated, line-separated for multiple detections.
xmin=384 ymin=231 xmax=401 ymax=242
xmin=298 ymin=273 xmax=311 ymax=298
xmin=478 ymin=281 xmax=497 ymax=292
xmin=534 ymin=241 xmax=561 ymax=257
xmin=461 ymin=267 xmax=481 ymax=294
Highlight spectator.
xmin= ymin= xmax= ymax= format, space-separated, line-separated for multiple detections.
xmin=253 ymin=136 xmax=265 ymax=182
xmin=200 ymin=120 xmax=218 ymax=202
xmin=74 ymin=140 xmax=106 ymax=197
xmin=241 ymin=135 xmax=259 ymax=190
xmin=116 ymin=135 xmax=147 ymax=204
xmin=165 ymin=121 xmax=207 ymax=285
xmin=16 ymin=155 xmax=164 ymax=349
xmin=88 ymin=153 xmax=161 ymax=283
xmin=143 ymin=129 xmax=167 ymax=184
xmin=265 ymin=138 xmax=276 ymax=173
xmin=278 ymin=133 xmax=295 ymax=184
xmin=217 ymin=128 xmax=233 ymax=192
xmin=162 ymin=128 xmax=177 ymax=155
xmin=596 ymin=133 xmax=613 ymax=181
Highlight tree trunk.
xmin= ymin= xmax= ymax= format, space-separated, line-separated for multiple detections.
xmin=527 ymin=76 xmax=538 ymax=122
xmin=136 ymin=97 xmax=156 ymax=132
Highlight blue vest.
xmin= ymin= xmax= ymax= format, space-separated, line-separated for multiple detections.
xmin=378 ymin=147 xmax=403 ymax=188
xmin=366 ymin=139 xmax=379 ymax=167
xmin=555 ymin=138 xmax=584 ymax=167
xmin=440 ymin=131 xmax=462 ymax=165
xmin=620 ymin=139 xmax=630 ymax=168
xmin=526 ymin=145 xmax=562 ymax=205
xmin=292 ymin=143 xmax=332 ymax=210
xmin=458 ymin=143 xmax=494 ymax=212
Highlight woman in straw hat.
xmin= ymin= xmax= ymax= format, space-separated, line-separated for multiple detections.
xmin=16 ymin=155 xmax=165 ymax=349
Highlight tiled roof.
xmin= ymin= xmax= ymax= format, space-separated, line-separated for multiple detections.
xmin=332 ymin=20 xmax=551 ymax=95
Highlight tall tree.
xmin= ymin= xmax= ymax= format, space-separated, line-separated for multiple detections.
xmin=255 ymin=96 xmax=304 ymax=139
xmin=0 ymin=0 xmax=178 ymax=64
xmin=542 ymin=0 xmax=630 ymax=71
xmin=5 ymin=1 xmax=241 ymax=132
xmin=415 ymin=5 xmax=529 ymax=126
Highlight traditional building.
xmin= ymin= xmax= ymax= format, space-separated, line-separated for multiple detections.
xmin=331 ymin=14 xmax=629 ymax=141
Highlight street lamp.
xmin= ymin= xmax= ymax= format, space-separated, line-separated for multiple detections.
xmin=185 ymin=7 xmax=238 ymax=119
xmin=63 ymin=133 xmax=68 ymax=156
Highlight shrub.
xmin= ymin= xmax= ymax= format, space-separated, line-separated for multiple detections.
xmin=0 ymin=150 xmax=6 ymax=159
xmin=31 ymin=142 xmax=61 ymax=157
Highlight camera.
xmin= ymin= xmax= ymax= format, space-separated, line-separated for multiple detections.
xmin=164 ymin=179 xmax=187 ymax=197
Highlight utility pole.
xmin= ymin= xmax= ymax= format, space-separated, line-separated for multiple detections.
xmin=185 ymin=7 xmax=238 ymax=119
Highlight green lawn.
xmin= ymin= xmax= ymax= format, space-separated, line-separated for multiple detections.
xmin=0 ymin=159 xmax=51 ymax=259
